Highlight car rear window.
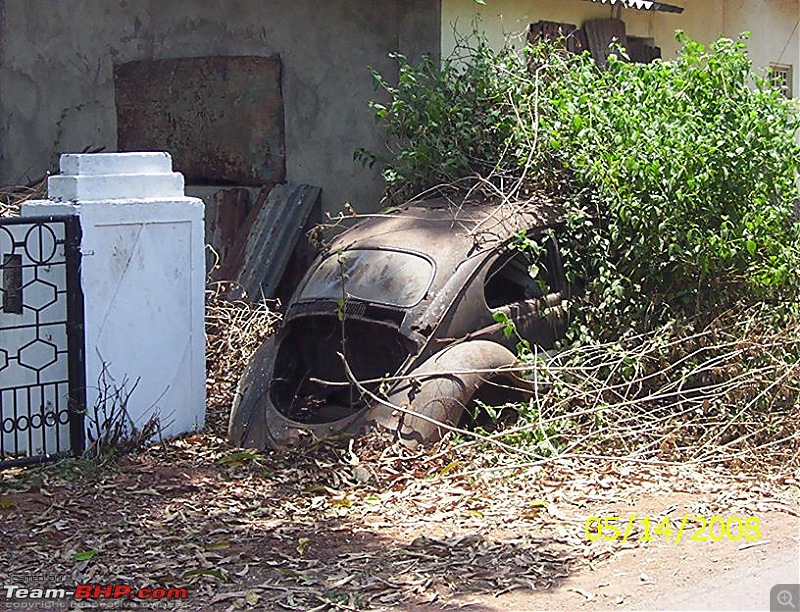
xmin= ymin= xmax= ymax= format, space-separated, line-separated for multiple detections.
xmin=298 ymin=249 xmax=434 ymax=308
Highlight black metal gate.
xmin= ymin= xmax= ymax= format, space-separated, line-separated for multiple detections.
xmin=0 ymin=215 xmax=85 ymax=467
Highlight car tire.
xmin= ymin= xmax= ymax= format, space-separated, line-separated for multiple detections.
xmin=367 ymin=340 xmax=526 ymax=447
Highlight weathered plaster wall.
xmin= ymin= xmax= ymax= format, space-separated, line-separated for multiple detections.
xmin=442 ymin=0 xmax=798 ymax=95
xmin=0 ymin=0 xmax=441 ymax=213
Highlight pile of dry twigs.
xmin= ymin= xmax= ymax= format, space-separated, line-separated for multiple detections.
xmin=438 ymin=305 xmax=800 ymax=476
xmin=0 ymin=181 xmax=44 ymax=217
xmin=204 ymin=281 xmax=281 ymax=435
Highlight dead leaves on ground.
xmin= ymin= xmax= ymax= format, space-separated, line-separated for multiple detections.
xmin=2 ymin=432 xmax=798 ymax=611
xmin=0 ymin=434 xmax=573 ymax=610
xmin=210 ymin=534 xmax=571 ymax=610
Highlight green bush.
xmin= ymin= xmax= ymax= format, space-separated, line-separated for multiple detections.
xmin=360 ymin=40 xmax=530 ymax=200
xmin=364 ymin=31 xmax=800 ymax=340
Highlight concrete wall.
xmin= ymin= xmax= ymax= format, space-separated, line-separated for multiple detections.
xmin=442 ymin=0 xmax=798 ymax=96
xmin=0 ymin=0 xmax=441 ymax=213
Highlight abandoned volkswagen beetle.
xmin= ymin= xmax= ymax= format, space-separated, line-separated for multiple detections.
xmin=229 ymin=199 xmax=569 ymax=449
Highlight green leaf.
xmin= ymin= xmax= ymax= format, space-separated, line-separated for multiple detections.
xmin=492 ymin=311 xmax=509 ymax=324
xmin=0 ymin=497 xmax=17 ymax=511
xmin=74 ymin=549 xmax=99 ymax=562
xmin=218 ymin=450 xmax=260 ymax=466
xmin=297 ymin=537 xmax=310 ymax=555
xmin=439 ymin=460 xmax=463 ymax=476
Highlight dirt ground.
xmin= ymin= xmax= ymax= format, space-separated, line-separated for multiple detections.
xmin=1 ymin=432 xmax=797 ymax=611
xmin=431 ymin=497 xmax=799 ymax=612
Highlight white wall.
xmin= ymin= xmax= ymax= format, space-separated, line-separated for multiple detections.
xmin=723 ymin=0 xmax=799 ymax=97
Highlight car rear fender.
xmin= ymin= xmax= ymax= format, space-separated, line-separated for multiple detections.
xmin=366 ymin=340 xmax=525 ymax=447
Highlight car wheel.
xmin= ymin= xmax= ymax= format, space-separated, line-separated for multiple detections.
xmin=367 ymin=340 xmax=528 ymax=447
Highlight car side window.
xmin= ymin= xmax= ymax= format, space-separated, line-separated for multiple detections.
xmin=483 ymin=234 xmax=563 ymax=309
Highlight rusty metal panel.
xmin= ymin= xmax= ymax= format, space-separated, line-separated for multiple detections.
xmin=195 ymin=186 xmax=260 ymax=278
xmin=528 ymin=21 xmax=587 ymax=54
xmin=237 ymin=184 xmax=321 ymax=300
xmin=584 ymin=19 xmax=627 ymax=66
xmin=114 ymin=56 xmax=285 ymax=187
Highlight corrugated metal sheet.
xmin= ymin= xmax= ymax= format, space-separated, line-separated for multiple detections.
xmin=584 ymin=0 xmax=684 ymax=13
xmin=237 ymin=184 xmax=321 ymax=301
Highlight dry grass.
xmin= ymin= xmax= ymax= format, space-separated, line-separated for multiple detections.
xmin=204 ymin=282 xmax=281 ymax=435
xmin=432 ymin=305 xmax=800 ymax=478
xmin=0 ymin=180 xmax=45 ymax=217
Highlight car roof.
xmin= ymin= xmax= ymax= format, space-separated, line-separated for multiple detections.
xmin=328 ymin=199 xmax=562 ymax=259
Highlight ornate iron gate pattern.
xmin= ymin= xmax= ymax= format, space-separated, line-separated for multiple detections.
xmin=0 ymin=216 xmax=85 ymax=467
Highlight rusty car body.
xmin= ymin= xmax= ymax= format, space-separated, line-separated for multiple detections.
xmin=229 ymin=199 xmax=569 ymax=449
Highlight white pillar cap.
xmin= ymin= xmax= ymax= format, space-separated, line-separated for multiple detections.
xmin=48 ymin=152 xmax=185 ymax=201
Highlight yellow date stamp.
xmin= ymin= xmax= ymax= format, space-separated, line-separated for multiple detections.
xmin=585 ymin=515 xmax=762 ymax=544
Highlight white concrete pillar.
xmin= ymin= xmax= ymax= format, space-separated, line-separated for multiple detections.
xmin=23 ymin=152 xmax=205 ymax=440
